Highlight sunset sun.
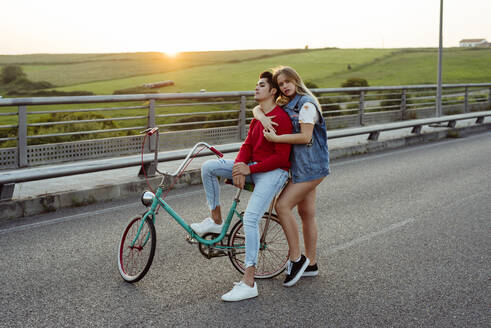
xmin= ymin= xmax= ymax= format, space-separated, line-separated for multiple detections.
xmin=162 ymin=50 xmax=179 ymax=58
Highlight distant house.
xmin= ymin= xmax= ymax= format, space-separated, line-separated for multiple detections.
xmin=459 ymin=39 xmax=490 ymax=48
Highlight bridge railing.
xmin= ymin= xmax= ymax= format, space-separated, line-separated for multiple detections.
xmin=0 ymin=83 xmax=490 ymax=170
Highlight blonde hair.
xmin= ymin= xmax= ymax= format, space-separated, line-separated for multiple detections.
xmin=272 ymin=66 xmax=322 ymax=111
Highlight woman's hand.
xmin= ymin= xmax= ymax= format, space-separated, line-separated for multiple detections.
xmin=253 ymin=105 xmax=278 ymax=133
xmin=260 ymin=116 xmax=277 ymax=133
xmin=263 ymin=129 xmax=279 ymax=142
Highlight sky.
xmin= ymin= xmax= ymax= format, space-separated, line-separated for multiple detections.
xmin=1 ymin=0 xmax=490 ymax=55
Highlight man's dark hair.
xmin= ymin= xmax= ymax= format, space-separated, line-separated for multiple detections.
xmin=259 ymin=71 xmax=279 ymax=99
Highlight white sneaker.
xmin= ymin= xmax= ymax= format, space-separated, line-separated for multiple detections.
xmin=221 ymin=281 xmax=258 ymax=302
xmin=190 ymin=217 xmax=223 ymax=235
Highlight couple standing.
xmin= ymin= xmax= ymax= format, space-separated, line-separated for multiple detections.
xmin=191 ymin=66 xmax=330 ymax=301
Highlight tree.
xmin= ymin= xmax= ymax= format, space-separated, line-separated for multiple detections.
xmin=1 ymin=65 xmax=26 ymax=84
xmin=341 ymin=78 xmax=369 ymax=88
xmin=341 ymin=78 xmax=369 ymax=96
xmin=304 ymin=80 xmax=319 ymax=89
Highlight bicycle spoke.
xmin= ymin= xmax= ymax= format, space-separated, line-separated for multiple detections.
xmin=228 ymin=215 xmax=288 ymax=279
xmin=266 ymin=225 xmax=284 ymax=243
xmin=118 ymin=216 xmax=156 ymax=283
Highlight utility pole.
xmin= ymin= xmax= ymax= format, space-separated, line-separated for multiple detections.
xmin=436 ymin=0 xmax=443 ymax=117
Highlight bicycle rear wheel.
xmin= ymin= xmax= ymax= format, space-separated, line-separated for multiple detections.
xmin=118 ymin=215 xmax=156 ymax=283
xmin=228 ymin=213 xmax=289 ymax=279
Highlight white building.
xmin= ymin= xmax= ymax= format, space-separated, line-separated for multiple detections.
xmin=459 ymin=39 xmax=489 ymax=47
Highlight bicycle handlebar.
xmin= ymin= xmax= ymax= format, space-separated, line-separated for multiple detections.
xmin=140 ymin=127 xmax=159 ymax=135
xmin=147 ymin=127 xmax=159 ymax=136
xmin=209 ymin=146 xmax=224 ymax=158
xmin=156 ymin=141 xmax=223 ymax=177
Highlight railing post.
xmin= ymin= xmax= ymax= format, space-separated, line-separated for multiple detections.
xmin=488 ymin=87 xmax=491 ymax=107
xmin=400 ymin=89 xmax=407 ymax=120
xmin=148 ymin=99 xmax=156 ymax=152
xmin=238 ymin=96 xmax=247 ymax=140
xmin=18 ymin=105 xmax=28 ymax=168
xmin=358 ymin=91 xmax=365 ymax=126
xmin=138 ymin=99 xmax=157 ymax=177
xmin=463 ymin=87 xmax=469 ymax=113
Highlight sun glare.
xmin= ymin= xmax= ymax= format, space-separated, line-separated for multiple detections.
xmin=163 ymin=51 xmax=179 ymax=58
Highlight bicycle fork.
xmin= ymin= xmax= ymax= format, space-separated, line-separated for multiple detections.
xmin=130 ymin=212 xmax=154 ymax=248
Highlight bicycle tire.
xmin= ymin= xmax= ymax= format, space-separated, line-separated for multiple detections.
xmin=118 ymin=215 xmax=156 ymax=283
xmin=227 ymin=213 xmax=289 ymax=279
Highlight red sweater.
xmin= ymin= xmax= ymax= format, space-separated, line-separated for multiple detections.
xmin=235 ymin=105 xmax=292 ymax=173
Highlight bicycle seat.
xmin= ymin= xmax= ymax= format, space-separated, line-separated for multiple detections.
xmin=224 ymin=178 xmax=255 ymax=192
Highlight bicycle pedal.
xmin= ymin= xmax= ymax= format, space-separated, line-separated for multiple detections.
xmin=185 ymin=234 xmax=198 ymax=245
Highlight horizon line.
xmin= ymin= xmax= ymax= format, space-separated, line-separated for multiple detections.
xmin=0 ymin=46 xmax=481 ymax=56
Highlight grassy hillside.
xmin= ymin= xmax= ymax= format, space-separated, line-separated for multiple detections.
xmin=0 ymin=49 xmax=305 ymax=87
xmin=1 ymin=48 xmax=489 ymax=96
xmin=315 ymin=48 xmax=491 ymax=87
xmin=45 ymin=48 xmax=491 ymax=95
xmin=53 ymin=48 xmax=394 ymax=94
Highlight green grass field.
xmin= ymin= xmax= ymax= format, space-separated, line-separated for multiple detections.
xmin=0 ymin=49 xmax=303 ymax=87
xmin=1 ymin=47 xmax=490 ymax=96
xmin=316 ymin=48 xmax=491 ymax=87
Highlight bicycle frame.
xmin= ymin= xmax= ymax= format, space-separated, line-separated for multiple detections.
xmin=131 ymin=185 xmax=246 ymax=252
xmin=119 ymin=134 xmax=289 ymax=282
xmin=130 ymin=138 xmax=278 ymax=252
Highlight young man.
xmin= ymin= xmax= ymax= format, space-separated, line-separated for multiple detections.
xmin=190 ymin=71 xmax=292 ymax=301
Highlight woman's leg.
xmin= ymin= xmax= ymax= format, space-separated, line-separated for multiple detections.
xmin=275 ymin=177 xmax=323 ymax=261
xmin=296 ymin=186 xmax=321 ymax=265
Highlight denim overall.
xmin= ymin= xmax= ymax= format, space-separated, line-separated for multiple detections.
xmin=283 ymin=94 xmax=330 ymax=183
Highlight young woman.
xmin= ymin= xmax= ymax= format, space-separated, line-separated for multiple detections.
xmin=253 ymin=66 xmax=330 ymax=287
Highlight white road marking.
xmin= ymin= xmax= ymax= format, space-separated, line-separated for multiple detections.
xmin=325 ymin=218 xmax=415 ymax=256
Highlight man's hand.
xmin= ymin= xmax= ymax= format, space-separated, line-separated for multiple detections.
xmin=233 ymin=174 xmax=245 ymax=189
xmin=232 ymin=162 xmax=250 ymax=189
xmin=232 ymin=162 xmax=251 ymax=176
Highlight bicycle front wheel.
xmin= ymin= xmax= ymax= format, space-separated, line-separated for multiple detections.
xmin=228 ymin=213 xmax=289 ymax=279
xmin=118 ymin=215 xmax=156 ymax=283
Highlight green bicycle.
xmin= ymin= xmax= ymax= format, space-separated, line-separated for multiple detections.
xmin=117 ymin=129 xmax=289 ymax=283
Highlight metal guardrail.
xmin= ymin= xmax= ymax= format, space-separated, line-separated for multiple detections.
xmin=1 ymin=110 xmax=490 ymax=201
xmin=0 ymin=83 xmax=490 ymax=171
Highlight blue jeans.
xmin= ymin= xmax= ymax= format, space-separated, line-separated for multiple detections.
xmin=201 ymin=159 xmax=289 ymax=268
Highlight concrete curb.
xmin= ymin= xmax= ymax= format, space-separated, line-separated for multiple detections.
xmin=1 ymin=123 xmax=490 ymax=221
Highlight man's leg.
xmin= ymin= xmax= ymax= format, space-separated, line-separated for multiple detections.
xmin=201 ymin=158 xmax=234 ymax=224
xmin=193 ymin=158 xmax=253 ymax=234
xmin=241 ymin=168 xmax=289 ymax=286
xmin=191 ymin=159 xmax=234 ymax=234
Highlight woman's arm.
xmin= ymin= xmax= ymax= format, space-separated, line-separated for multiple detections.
xmin=264 ymin=102 xmax=319 ymax=144
xmin=252 ymin=105 xmax=278 ymax=132
xmin=263 ymin=123 xmax=314 ymax=144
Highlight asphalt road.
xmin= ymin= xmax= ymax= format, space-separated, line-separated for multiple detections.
xmin=1 ymin=131 xmax=490 ymax=327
